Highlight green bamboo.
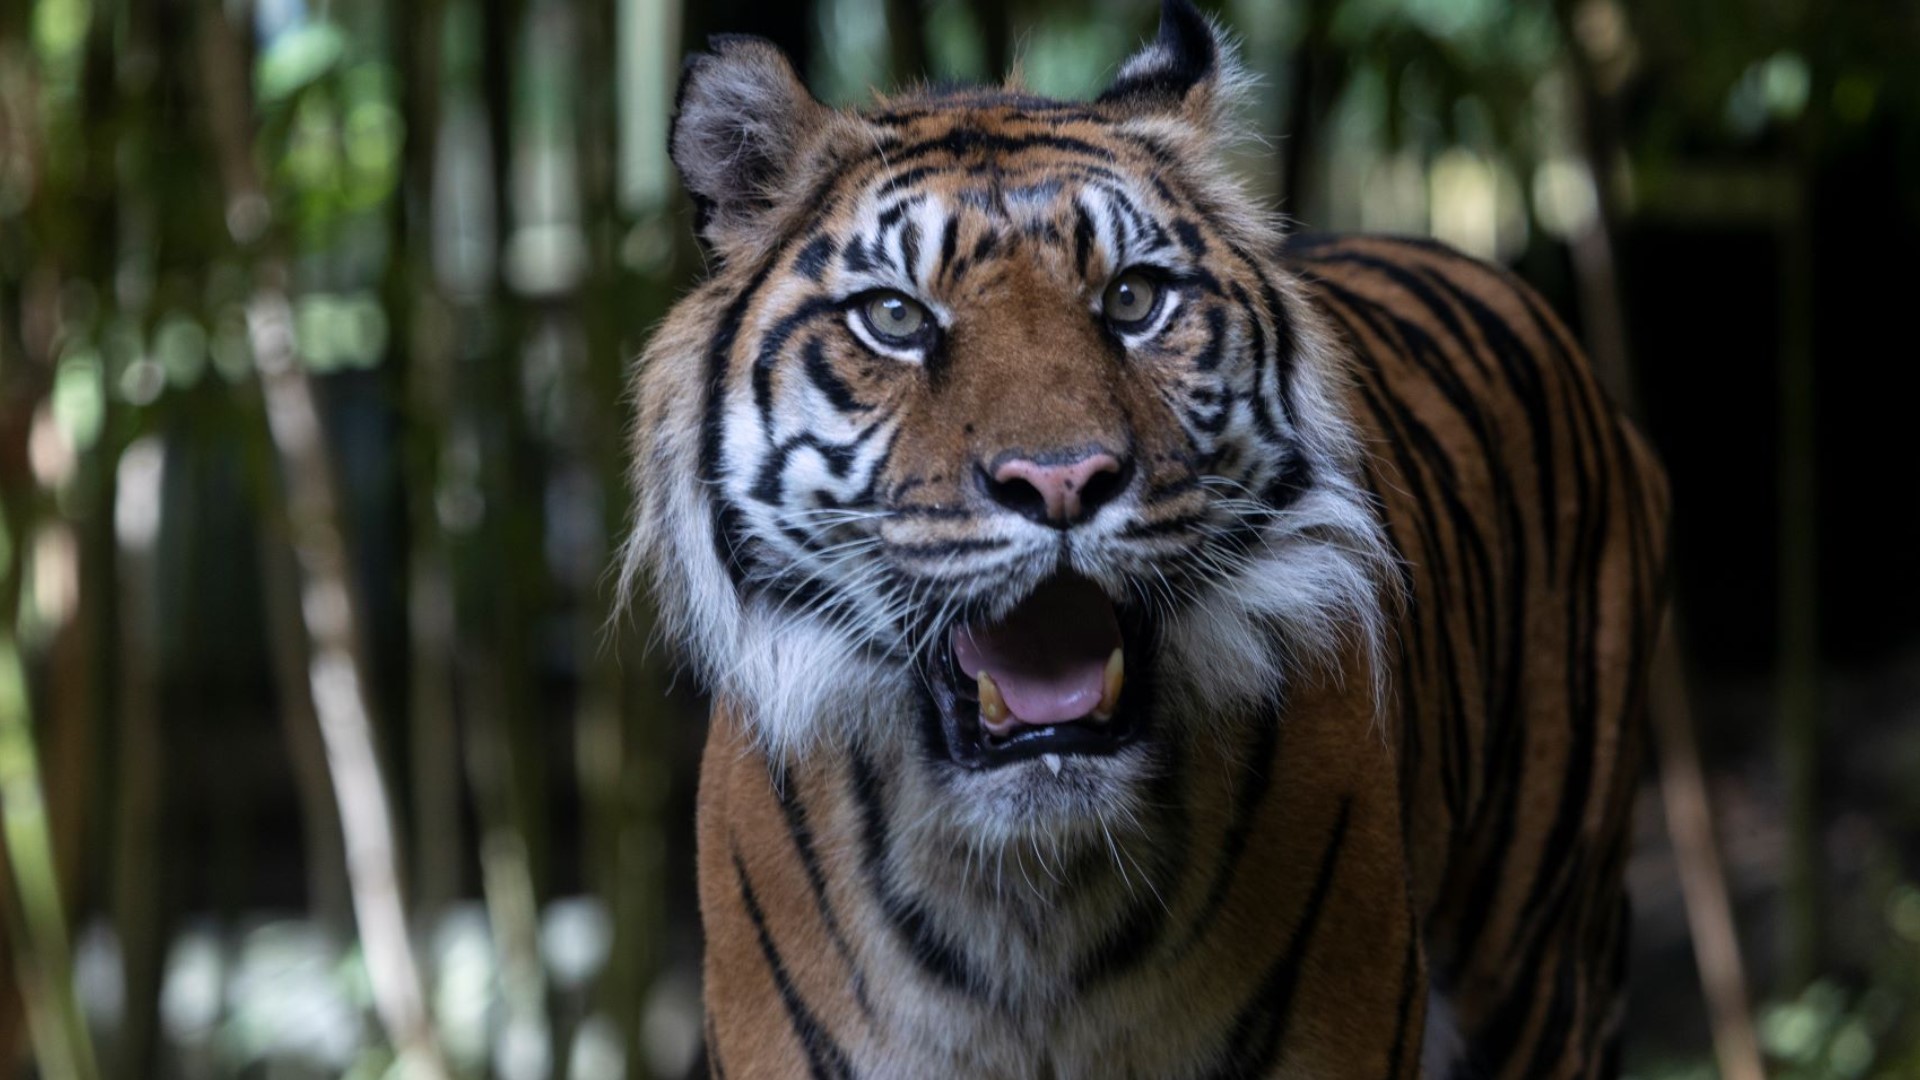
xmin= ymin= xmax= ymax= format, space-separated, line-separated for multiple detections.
xmin=0 ymin=632 xmax=101 ymax=1080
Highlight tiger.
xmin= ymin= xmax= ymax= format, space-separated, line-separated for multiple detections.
xmin=620 ymin=1 xmax=1670 ymax=1076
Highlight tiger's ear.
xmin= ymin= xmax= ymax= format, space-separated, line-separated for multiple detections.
xmin=1096 ymin=0 xmax=1236 ymax=123
xmin=671 ymin=35 xmax=831 ymax=253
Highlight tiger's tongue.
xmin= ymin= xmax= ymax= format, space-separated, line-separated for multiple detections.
xmin=951 ymin=576 xmax=1120 ymax=725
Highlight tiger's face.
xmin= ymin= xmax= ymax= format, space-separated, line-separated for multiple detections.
xmin=627 ymin=7 xmax=1390 ymax=846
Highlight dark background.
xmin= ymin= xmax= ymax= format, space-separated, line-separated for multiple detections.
xmin=1 ymin=0 xmax=1916 ymax=1077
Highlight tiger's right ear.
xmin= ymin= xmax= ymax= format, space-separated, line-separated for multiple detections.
xmin=671 ymin=36 xmax=831 ymax=254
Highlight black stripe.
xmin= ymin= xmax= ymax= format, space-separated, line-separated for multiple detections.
xmin=749 ymin=424 xmax=878 ymax=507
xmin=1384 ymin=909 xmax=1423 ymax=1080
xmin=1193 ymin=305 xmax=1228 ymax=372
xmin=1313 ymin=273 xmax=1524 ymax=823
xmin=1348 ymin=369 xmax=1473 ymax=823
xmin=886 ymin=536 xmax=1010 ymax=560
xmin=876 ymin=164 xmax=943 ymax=196
xmin=752 ymin=298 xmax=843 ymax=417
xmin=1512 ymin=940 xmax=1581 ymax=1077
xmin=1105 ymin=184 xmax=1172 ymax=254
xmin=1073 ymin=202 xmax=1096 ymax=276
xmin=898 ymin=219 xmax=922 ymax=278
xmin=875 ymin=195 xmax=921 ymax=232
xmin=936 ymin=217 xmax=960 ymax=282
xmin=1319 ymin=291 xmax=1494 ymax=828
xmin=698 ymin=263 xmax=779 ymax=584
xmin=887 ymin=503 xmax=973 ymax=521
xmin=848 ymin=752 xmax=988 ymax=999
xmin=774 ymin=775 xmax=876 ymax=1019
xmin=1121 ymin=511 xmax=1207 ymax=540
xmin=1208 ymin=798 xmax=1353 ymax=1079
xmin=1173 ymin=708 xmax=1281 ymax=956
xmin=731 ymin=847 xmax=857 ymax=1079
xmin=802 ymin=337 xmax=871 ymax=414
xmin=886 ymin=128 xmax=1119 ymax=169
xmin=794 ymin=235 xmax=837 ymax=281
xmin=705 ymin=1014 xmax=726 ymax=1080
xmin=1173 ymin=218 xmax=1207 ymax=256
xmin=1073 ymin=739 xmax=1188 ymax=990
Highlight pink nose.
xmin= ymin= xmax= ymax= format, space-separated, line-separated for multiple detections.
xmin=986 ymin=451 xmax=1127 ymax=527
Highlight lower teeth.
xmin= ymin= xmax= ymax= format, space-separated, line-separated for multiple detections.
xmin=1042 ymin=753 xmax=1063 ymax=776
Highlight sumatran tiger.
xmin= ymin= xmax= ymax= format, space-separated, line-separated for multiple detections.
xmin=620 ymin=1 xmax=1669 ymax=1075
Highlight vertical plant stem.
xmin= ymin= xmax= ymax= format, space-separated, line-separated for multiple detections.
xmin=472 ymin=0 xmax=550 ymax=897
xmin=0 ymin=633 xmax=100 ymax=1080
xmin=386 ymin=0 xmax=464 ymax=919
xmin=193 ymin=1 xmax=448 ymax=1072
xmin=454 ymin=0 xmax=555 ymax=1069
xmin=1650 ymin=636 xmax=1766 ymax=1080
xmin=1277 ymin=0 xmax=1336 ymax=223
xmin=256 ymin=514 xmax=354 ymax=930
xmin=885 ymin=0 xmax=928 ymax=83
xmin=246 ymin=281 xmax=449 ymax=1078
xmin=1776 ymin=169 xmax=1820 ymax=993
xmin=582 ymin=1 xmax=673 ymax=1071
xmin=108 ymin=452 xmax=166 ymax=1080
xmin=104 ymin=3 xmax=172 ymax=1074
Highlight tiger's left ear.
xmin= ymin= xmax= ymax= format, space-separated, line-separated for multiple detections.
xmin=1096 ymin=0 xmax=1237 ymax=124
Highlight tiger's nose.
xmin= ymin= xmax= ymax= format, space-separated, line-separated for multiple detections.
xmin=983 ymin=450 xmax=1130 ymax=528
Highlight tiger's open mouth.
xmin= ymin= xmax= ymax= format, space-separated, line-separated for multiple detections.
xmin=923 ymin=574 xmax=1150 ymax=770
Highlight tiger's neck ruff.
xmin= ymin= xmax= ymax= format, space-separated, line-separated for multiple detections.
xmin=625 ymin=2 xmax=1668 ymax=1076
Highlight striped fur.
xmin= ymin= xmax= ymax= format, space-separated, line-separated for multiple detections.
xmin=623 ymin=3 xmax=1669 ymax=1076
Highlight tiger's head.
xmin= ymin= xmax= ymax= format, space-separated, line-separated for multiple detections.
xmin=625 ymin=0 xmax=1392 ymax=845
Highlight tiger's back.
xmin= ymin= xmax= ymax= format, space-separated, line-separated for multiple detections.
xmin=1290 ymin=234 xmax=1668 ymax=1076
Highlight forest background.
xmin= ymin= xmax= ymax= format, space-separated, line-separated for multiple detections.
xmin=2 ymin=0 xmax=1918 ymax=1076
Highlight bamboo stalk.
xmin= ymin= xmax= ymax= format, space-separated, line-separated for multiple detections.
xmin=256 ymin=513 xmax=355 ymax=930
xmin=885 ymin=0 xmax=928 ymax=84
xmin=0 ymin=632 xmax=101 ymax=1080
xmin=248 ymin=278 xmax=451 ymax=1079
xmin=385 ymin=0 xmax=465 ymax=921
xmin=1774 ymin=171 xmax=1820 ymax=995
xmin=582 ymin=2 xmax=672 ymax=1071
xmin=476 ymin=0 xmax=552 ymax=898
xmin=108 ymin=452 xmax=165 ymax=1080
xmin=191 ymin=2 xmax=449 ymax=1073
xmin=1650 ymin=635 xmax=1766 ymax=1080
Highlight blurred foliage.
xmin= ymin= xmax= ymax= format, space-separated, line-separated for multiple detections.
xmin=2 ymin=0 xmax=1919 ymax=1078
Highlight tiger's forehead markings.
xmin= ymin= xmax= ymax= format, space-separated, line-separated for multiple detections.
xmin=834 ymin=158 xmax=1175 ymax=278
xmin=848 ymin=106 xmax=1159 ymax=187
xmin=771 ymin=103 xmax=1233 ymax=305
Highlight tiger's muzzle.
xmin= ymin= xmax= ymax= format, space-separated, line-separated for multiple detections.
xmin=920 ymin=572 xmax=1156 ymax=771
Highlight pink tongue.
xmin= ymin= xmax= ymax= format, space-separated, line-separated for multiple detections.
xmin=951 ymin=576 xmax=1120 ymax=726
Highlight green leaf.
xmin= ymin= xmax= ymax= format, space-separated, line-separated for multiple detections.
xmin=258 ymin=22 xmax=348 ymax=104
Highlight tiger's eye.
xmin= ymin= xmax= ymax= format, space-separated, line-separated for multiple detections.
xmin=863 ymin=292 xmax=928 ymax=341
xmin=1103 ymin=270 xmax=1160 ymax=328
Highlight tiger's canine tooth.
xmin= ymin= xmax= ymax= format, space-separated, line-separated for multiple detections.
xmin=978 ymin=671 xmax=1009 ymax=726
xmin=1091 ymin=647 xmax=1124 ymax=721
xmin=1042 ymin=753 xmax=1063 ymax=776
